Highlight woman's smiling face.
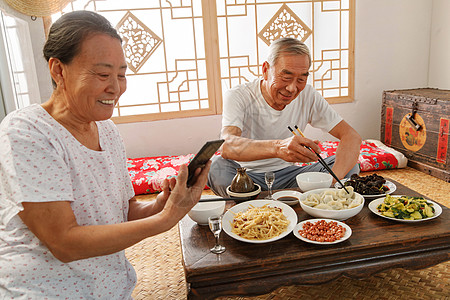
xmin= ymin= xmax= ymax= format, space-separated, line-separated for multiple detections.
xmin=261 ymin=54 xmax=310 ymax=111
xmin=61 ymin=33 xmax=127 ymax=121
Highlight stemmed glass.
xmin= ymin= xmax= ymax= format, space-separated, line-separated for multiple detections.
xmin=208 ymin=215 xmax=226 ymax=254
xmin=265 ymin=171 xmax=275 ymax=200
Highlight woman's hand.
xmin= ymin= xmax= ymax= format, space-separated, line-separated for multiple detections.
xmin=159 ymin=161 xmax=211 ymax=223
xmin=153 ymin=177 xmax=176 ymax=212
xmin=129 ymin=161 xmax=210 ymax=224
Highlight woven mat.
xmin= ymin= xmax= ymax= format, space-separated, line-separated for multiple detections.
xmin=127 ymin=167 xmax=450 ymax=300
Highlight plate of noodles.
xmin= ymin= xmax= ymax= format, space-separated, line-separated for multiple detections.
xmin=222 ymin=200 xmax=298 ymax=244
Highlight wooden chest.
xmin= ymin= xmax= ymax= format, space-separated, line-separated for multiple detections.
xmin=380 ymin=88 xmax=450 ymax=182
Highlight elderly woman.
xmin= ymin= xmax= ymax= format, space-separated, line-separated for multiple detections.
xmin=0 ymin=11 xmax=209 ymax=298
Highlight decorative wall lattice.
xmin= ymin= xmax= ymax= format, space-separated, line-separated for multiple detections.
xmin=116 ymin=11 xmax=162 ymax=73
xmin=217 ymin=0 xmax=354 ymax=101
xmin=258 ymin=4 xmax=312 ymax=46
xmin=52 ymin=0 xmax=354 ymax=123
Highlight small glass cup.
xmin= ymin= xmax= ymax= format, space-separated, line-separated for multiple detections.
xmin=208 ymin=215 xmax=226 ymax=254
xmin=265 ymin=171 xmax=275 ymax=200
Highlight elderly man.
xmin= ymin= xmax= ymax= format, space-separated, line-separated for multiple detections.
xmin=208 ymin=37 xmax=361 ymax=197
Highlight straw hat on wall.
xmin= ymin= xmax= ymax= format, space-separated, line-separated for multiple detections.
xmin=5 ymin=0 xmax=71 ymax=17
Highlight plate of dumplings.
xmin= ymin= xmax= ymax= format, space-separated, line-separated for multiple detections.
xmin=298 ymin=187 xmax=365 ymax=221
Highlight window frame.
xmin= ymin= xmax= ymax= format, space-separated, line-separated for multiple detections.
xmin=44 ymin=0 xmax=355 ymax=124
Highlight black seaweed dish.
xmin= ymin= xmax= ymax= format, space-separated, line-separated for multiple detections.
xmin=344 ymin=174 xmax=390 ymax=195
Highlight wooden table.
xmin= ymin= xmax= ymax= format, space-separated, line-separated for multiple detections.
xmin=179 ymin=180 xmax=450 ymax=299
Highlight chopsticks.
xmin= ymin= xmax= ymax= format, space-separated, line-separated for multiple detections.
xmin=287 ymin=125 xmax=350 ymax=193
xmin=198 ymin=197 xmax=237 ymax=202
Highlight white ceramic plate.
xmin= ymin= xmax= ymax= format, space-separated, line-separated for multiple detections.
xmin=293 ymin=218 xmax=352 ymax=245
xmin=222 ymin=200 xmax=298 ymax=244
xmin=335 ymin=178 xmax=397 ymax=199
xmin=272 ymin=190 xmax=302 ymax=206
xmin=368 ymin=196 xmax=442 ymax=223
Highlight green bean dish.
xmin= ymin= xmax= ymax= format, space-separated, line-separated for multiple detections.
xmin=377 ymin=195 xmax=435 ymax=220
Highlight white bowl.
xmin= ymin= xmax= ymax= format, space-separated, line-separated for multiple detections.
xmin=299 ymin=188 xmax=364 ymax=221
xmin=272 ymin=190 xmax=302 ymax=206
xmin=296 ymin=172 xmax=333 ymax=192
xmin=226 ymin=183 xmax=261 ymax=201
xmin=188 ymin=196 xmax=226 ymax=225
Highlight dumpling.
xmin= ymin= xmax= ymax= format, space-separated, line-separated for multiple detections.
xmin=323 ymin=190 xmax=337 ymax=199
xmin=348 ymin=197 xmax=362 ymax=208
xmin=315 ymin=203 xmax=332 ymax=210
xmin=328 ymin=200 xmax=344 ymax=210
xmin=303 ymin=196 xmax=319 ymax=207
xmin=338 ymin=186 xmax=354 ymax=199
xmin=322 ymin=194 xmax=334 ymax=204
xmin=346 ymin=186 xmax=355 ymax=198
xmin=338 ymin=198 xmax=349 ymax=207
xmin=310 ymin=193 xmax=321 ymax=202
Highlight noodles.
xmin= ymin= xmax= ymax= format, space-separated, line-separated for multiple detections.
xmin=230 ymin=204 xmax=290 ymax=240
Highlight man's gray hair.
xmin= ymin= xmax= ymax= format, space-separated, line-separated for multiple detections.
xmin=266 ymin=37 xmax=311 ymax=67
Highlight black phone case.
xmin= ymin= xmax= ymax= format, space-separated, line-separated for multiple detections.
xmin=187 ymin=139 xmax=224 ymax=186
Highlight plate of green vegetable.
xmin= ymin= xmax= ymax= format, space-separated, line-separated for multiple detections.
xmin=368 ymin=195 xmax=442 ymax=222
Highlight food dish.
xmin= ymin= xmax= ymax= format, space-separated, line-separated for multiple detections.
xmin=188 ymin=195 xmax=226 ymax=225
xmin=368 ymin=196 xmax=442 ymax=223
xmin=376 ymin=195 xmax=435 ymax=220
xmin=299 ymin=188 xmax=364 ymax=220
xmin=335 ymin=178 xmax=396 ymax=199
xmin=293 ymin=219 xmax=352 ymax=245
xmin=222 ymin=200 xmax=297 ymax=243
xmin=231 ymin=204 xmax=290 ymax=240
xmin=272 ymin=190 xmax=302 ymax=206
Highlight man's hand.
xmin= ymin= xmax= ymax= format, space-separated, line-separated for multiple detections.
xmin=275 ymin=135 xmax=320 ymax=163
xmin=221 ymin=126 xmax=320 ymax=164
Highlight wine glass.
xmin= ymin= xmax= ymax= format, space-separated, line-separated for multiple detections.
xmin=265 ymin=171 xmax=275 ymax=200
xmin=208 ymin=215 xmax=226 ymax=254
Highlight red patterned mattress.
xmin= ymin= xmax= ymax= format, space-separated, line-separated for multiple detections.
xmin=127 ymin=140 xmax=407 ymax=195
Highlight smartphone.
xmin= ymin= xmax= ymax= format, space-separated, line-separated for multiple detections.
xmin=187 ymin=139 xmax=225 ymax=187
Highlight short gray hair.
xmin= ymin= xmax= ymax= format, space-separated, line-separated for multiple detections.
xmin=266 ymin=37 xmax=311 ymax=68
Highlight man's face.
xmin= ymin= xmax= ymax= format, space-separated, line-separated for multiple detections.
xmin=261 ymin=54 xmax=310 ymax=110
xmin=61 ymin=33 xmax=128 ymax=121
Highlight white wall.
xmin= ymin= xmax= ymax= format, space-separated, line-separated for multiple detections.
xmin=2 ymin=0 xmax=448 ymax=158
xmin=306 ymin=0 xmax=433 ymax=142
xmin=428 ymin=0 xmax=450 ymax=89
xmin=117 ymin=114 xmax=222 ymax=157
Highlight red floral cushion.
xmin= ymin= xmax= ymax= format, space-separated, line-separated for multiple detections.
xmin=127 ymin=154 xmax=194 ymax=195
xmin=295 ymin=140 xmax=400 ymax=170
xmin=128 ymin=140 xmax=404 ymax=195
xmin=358 ymin=140 xmax=401 ymax=170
